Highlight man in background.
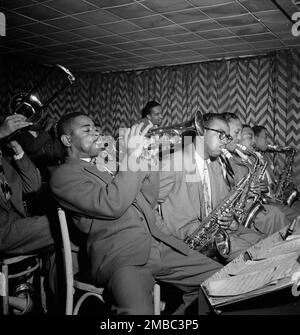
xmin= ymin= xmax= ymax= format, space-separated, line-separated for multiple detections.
xmin=0 ymin=113 xmax=57 ymax=311
xmin=138 ymin=100 xmax=163 ymax=130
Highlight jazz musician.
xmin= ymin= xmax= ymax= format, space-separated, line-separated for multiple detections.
xmin=50 ymin=112 xmax=223 ymax=315
xmin=158 ymin=113 xmax=264 ymax=263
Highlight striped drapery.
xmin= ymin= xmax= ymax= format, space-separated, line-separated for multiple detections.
xmin=1 ymin=48 xmax=299 ymax=181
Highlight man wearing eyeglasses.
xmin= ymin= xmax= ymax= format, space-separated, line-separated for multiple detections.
xmin=220 ymin=113 xmax=291 ymax=236
xmin=157 ymin=113 xmax=264 ymax=263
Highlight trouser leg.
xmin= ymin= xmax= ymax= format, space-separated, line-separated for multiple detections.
xmin=0 ymin=216 xmax=55 ymax=254
xmin=253 ymin=204 xmax=289 ymax=236
xmin=227 ymin=226 xmax=264 ymax=262
xmin=107 ymin=266 xmax=156 ymax=315
xmin=156 ymin=243 xmax=222 ymax=315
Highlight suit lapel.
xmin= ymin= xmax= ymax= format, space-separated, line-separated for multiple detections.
xmin=84 ymin=164 xmax=113 ymax=184
xmin=0 ymin=192 xmax=9 ymax=211
xmin=66 ymin=157 xmax=114 ymax=184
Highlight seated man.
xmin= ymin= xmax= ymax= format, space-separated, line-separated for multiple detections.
xmin=0 ymin=114 xmax=56 ymax=304
xmin=15 ymin=117 xmax=64 ymax=217
xmin=221 ymin=113 xmax=290 ymax=236
xmin=252 ymin=124 xmax=300 ymax=218
xmin=158 ymin=113 xmax=264 ymax=263
xmin=138 ymin=100 xmax=163 ymax=130
xmin=50 ymin=112 xmax=222 ymax=315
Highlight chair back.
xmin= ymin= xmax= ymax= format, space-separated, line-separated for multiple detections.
xmin=57 ymin=207 xmax=74 ymax=315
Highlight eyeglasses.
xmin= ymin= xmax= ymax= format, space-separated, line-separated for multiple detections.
xmin=204 ymin=127 xmax=233 ymax=143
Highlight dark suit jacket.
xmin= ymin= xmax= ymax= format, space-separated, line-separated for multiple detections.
xmin=0 ymin=153 xmax=41 ymax=229
xmin=50 ymin=157 xmax=190 ymax=285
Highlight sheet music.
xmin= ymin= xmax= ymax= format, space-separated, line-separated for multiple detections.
xmin=206 ymin=267 xmax=276 ymax=297
xmin=252 ymin=238 xmax=300 ymax=259
xmin=228 ymin=252 xmax=299 ymax=276
xmin=201 ymin=222 xmax=300 ymax=307
xmin=205 ymin=252 xmax=300 ymax=297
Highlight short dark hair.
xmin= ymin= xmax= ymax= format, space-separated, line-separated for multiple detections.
xmin=242 ymin=124 xmax=252 ymax=130
xmin=252 ymin=125 xmax=266 ymax=136
xmin=141 ymin=100 xmax=161 ymax=118
xmin=56 ymin=112 xmax=87 ymax=141
xmin=222 ymin=112 xmax=240 ymax=123
xmin=203 ymin=112 xmax=226 ymax=128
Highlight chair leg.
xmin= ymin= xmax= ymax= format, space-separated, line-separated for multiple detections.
xmin=40 ymin=273 xmax=47 ymax=314
xmin=153 ymin=283 xmax=161 ymax=315
xmin=2 ymin=264 xmax=9 ymax=314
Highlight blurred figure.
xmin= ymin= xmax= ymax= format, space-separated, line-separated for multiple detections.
xmin=252 ymin=125 xmax=300 ymax=215
xmin=0 ymin=114 xmax=57 ymax=311
xmin=252 ymin=125 xmax=269 ymax=152
xmin=241 ymin=125 xmax=256 ymax=150
xmin=15 ymin=116 xmax=64 ymax=216
xmin=138 ymin=100 xmax=163 ymax=130
xmin=16 ymin=117 xmax=64 ymax=181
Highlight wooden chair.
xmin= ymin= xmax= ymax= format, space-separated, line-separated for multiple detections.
xmin=57 ymin=207 xmax=162 ymax=315
xmin=0 ymin=254 xmax=45 ymax=314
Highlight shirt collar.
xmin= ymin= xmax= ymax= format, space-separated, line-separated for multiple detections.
xmin=80 ymin=157 xmax=92 ymax=163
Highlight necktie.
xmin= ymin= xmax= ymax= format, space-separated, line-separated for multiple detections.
xmin=203 ymin=161 xmax=212 ymax=216
xmin=219 ymin=155 xmax=235 ymax=190
xmin=0 ymin=151 xmax=12 ymax=202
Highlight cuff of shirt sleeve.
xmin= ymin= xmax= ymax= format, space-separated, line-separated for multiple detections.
xmin=14 ymin=151 xmax=24 ymax=160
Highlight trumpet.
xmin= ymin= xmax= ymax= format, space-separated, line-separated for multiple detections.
xmin=102 ymin=111 xmax=205 ymax=166
xmin=140 ymin=110 xmax=204 ymax=162
xmin=146 ymin=110 xmax=204 ymax=141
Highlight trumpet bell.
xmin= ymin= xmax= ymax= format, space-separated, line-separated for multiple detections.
xmin=139 ymin=110 xmax=204 ymax=162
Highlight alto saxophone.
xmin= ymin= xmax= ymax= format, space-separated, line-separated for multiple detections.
xmin=236 ymin=147 xmax=269 ymax=229
xmin=184 ymin=173 xmax=251 ymax=259
xmin=223 ymin=145 xmax=268 ymax=229
xmin=268 ymin=146 xmax=299 ymax=206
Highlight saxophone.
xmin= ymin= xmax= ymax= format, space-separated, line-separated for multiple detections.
xmin=268 ymin=146 xmax=299 ymax=206
xmin=233 ymin=145 xmax=261 ymax=226
xmin=237 ymin=147 xmax=269 ymax=229
xmin=184 ymin=173 xmax=251 ymax=259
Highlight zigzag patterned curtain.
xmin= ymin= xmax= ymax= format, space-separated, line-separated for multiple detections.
xmin=0 ymin=49 xmax=299 ymax=181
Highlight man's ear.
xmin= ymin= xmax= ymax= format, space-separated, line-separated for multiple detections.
xmin=61 ymin=134 xmax=71 ymax=147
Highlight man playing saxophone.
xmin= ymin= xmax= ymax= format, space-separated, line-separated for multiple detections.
xmin=220 ymin=114 xmax=293 ymax=236
xmin=158 ymin=113 xmax=264 ymax=263
xmin=252 ymin=125 xmax=300 ymax=215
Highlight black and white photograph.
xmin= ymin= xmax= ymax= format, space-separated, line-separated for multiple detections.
xmin=1 ymin=0 xmax=300 ymax=320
